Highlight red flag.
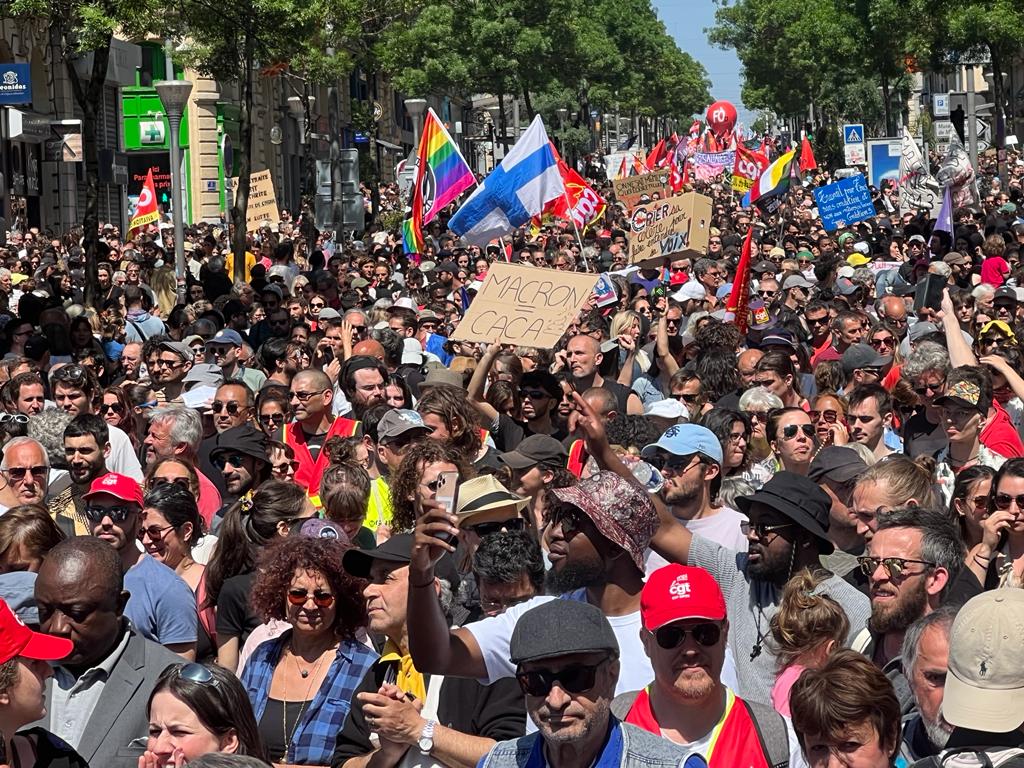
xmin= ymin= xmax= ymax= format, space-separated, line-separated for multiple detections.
xmin=617 ymin=156 xmax=628 ymax=179
xmin=725 ymin=227 xmax=754 ymax=333
xmin=544 ymin=159 xmax=606 ymax=230
xmin=630 ymin=155 xmax=646 ymax=176
xmin=646 ymin=139 xmax=667 ymax=170
xmin=669 ymin=151 xmax=683 ymax=193
xmin=128 ymin=169 xmax=160 ymax=241
xmin=688 ymin=119 xmax=701 ymax=137
xmin=680 ymin=159 xmax=690 ymax=188
xmin=731 ymin=144 xmax=769 ymax=195
xmin=799 ymin=135 xmax=817 ymax=173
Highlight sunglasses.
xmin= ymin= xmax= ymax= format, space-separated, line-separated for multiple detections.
xmin=857 ymin=555 xmax=935 ymax=578
xmin=466 ymin=518 xmax=525 ymax=537
xmin=99 ymin=403 xmax=124 ymax=415
xmin=3 ymin=465 xmax=48 ymax=481
xmin=516 ymin=659 xmax=608 ymax=697
xmin=138 ymin=524 xmax=175 ymax=542
xmin=309 ymin=302 xmax=325 ymax=309
xmin=672 ymin=393 xmax=701 ymax=404
xmin=287 ymin=588 xmax=335 ymax=608
xmin=84 ymin=504 xmax=137 ymax=523
xmin=994 ymin=493 xmax=1024 ymax=511
xmin=740 ymin=521 xmax=794 ymax=539
xmin=150 ymin=476 xmax=191 ymax=490
xmin=0 ymin=414 xmax=29 ymax=425
xmin=912 ymin=381 xmax=945 ymax=396
xmin=780 ymin=423 xmax=815 ymax=440
xmin=519 ymin=388 xmax=551 ymax=401
xmin=213 ymin=453 xmax=248 ymax=469
xmin=212 ymin=401 xmax=246 ymax=415
xmin=870 ymin=337 xmax=895 ymax=349
xmin=171 ymin=663 xmax=219 ymax=687
xmin=653 ymin=622 xmax=722 ymax=649
xmin=259 ymin=413 xmax=288 ymax=425
xmin=809 ymin=409 xmax=839 ymax=424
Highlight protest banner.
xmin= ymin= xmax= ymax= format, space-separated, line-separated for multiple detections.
xmin=451 ymin=263 xmax=598 ymax=348
xmin=627 ymin=192 xmax=713 ymax=267
xmin=732 ymin=145 xmax=769 ymax=195
xmin=611 ymin=171 xmax=670 ymax=209
xmin=814 ymin=175 xmax=877 ymax=230
xmin=246 ymin=169 xmax=281 ymax=231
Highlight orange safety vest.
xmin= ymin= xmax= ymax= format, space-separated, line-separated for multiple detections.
xmin=625 ymin=687 xmax=770 ymax=768
xmin=285 ymin=417 xmax=359 ymax=504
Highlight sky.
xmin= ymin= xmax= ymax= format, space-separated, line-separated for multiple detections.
xmin=652 ymin=0 xmax=755 ymax=127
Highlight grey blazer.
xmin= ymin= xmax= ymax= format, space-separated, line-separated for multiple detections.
xmin=31 ymin=628 xmax=184 ymax=768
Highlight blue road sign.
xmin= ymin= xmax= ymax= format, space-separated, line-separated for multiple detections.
xmin=843 ymin=124 xmax=864 ymax=145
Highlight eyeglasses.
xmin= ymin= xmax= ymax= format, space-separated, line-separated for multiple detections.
xmin=171 ymin=663 xmax=219 ymax=687
xmin=99 ymin=403 xmax=124 ymax=415
xmin=150 ymin=476 xmax=191 ymax=490
xmin=259 ymin=413 xmax=288 ymax=426
xmin=519 ymin=388 xmax=551 ymax=401
xmin=727 ymin=431 xmax=748 ymax=443
xmin=290 ymin=390 xmax=321 ymax=402
xmin=84 ymin=504 xmax=137 ymax=523
xmin=466 ymin=518 xmax=525 ymax=537
xmin=809 ymin=409 xmax=839 ymax=424
xmin=740 ymin=521 xmax=794 ymax=539
xmin=912 ymin=380 xmax=945 ymax=397
xmin=994 ymin=493 xmax=1024 ymax=511
xmin=152 ymin=358 xmax=184 ymax=369
xmin=671 ymin=393 xmax=701 ymax=404
xmin=781 ymin=423 xmax=815 ymax=440
xmin=857 ymin=556 xmax=935 ymax=578
xmin=653 ymin=622 xmax=722 ymax=649
xmin=212 ymin=401 xmax=246 ymax=415
xmin=287 ymin=588 xmax=335 ymax=608
xmin=870 ymin=336 xmax=895 ymax=349
xmin=3 ymin=465 xmax=48 ymax=482
xmin=310 ymin=302 xmax=325 ymax=309
xmin=272 ymin=460 xmax=300 ymax=475
xmin=745 ymin=410 xmax=768 ymax=423
xmin=516 ymin=659 xmax=608 ymax=697
xmin=967 ymin=494 xmax=990 ymax=512
xmin=138 ymin=524 xmax=175 ymax=542
xmin=0 ymin=414 xmax=29 ymax=425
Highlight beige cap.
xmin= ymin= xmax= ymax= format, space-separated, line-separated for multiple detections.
xmin=943 ymin=589 xmax=1024 ymax=732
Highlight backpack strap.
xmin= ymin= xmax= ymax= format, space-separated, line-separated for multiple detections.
xmin=741 ymin=698 xmax=790 ymax=768
xmin=610 ymin=690 xmax=640 ymax=721
xmin=126 ymin=317 xmax=149 ymax=342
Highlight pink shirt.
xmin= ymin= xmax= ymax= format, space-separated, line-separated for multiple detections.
xmin=771 ymin=663 xmax=806 ymax=717
xmin=197 ymin=471 xmax=222 ymax=528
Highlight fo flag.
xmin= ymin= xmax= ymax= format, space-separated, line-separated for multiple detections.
xmin=724 ymin=227 xmax=754 ymax=333
xmin=128 ymin=169 xmax=159 ymax=241
xmin=731 ymin=145 xmax=768 ymax=195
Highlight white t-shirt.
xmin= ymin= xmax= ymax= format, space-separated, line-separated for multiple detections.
xmin=645 ymin=505 xmax=748 ymax=576
xmin=107 ymin=424 xmax=143 ymax=481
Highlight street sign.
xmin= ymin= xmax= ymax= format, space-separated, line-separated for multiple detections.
xmin=372 ymin=101 xmax=383 ymax=122
xmin=933 ymin=93 xmax=949 ymax=118
xmin=843 ymin=124 xmax=864 ymax=144
xmin=0 ymin=64 xmax=32 ymax=105
xmin=140 ymin=120 xmax=165 ymax=145
xmin=844 ymin=143 xmax=866 ymax=165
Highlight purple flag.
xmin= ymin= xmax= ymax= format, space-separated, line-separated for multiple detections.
xmin=934 ymin=184 xmax=953 ymax=237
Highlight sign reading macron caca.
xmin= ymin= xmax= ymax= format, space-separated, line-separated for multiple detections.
xmin=246 ymin=169 xmax=280 ymax=231
xmin=452 ymin=263 xmax=597 ymax=348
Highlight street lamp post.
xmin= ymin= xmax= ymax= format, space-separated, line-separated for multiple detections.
xmin=154 ymin=78 xmax=193 ymax=304
xmin=404 ymin=98 xmax=427 ymax=149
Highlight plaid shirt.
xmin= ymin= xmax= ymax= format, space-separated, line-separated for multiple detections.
xmin=241 ymin=631 xmax=378 ymax=765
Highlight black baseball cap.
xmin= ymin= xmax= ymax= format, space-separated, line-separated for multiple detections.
xmin=499 ymin=435 xmax=568 ymax=470
xmin=808 ymin=446 xmax=868 ymax=484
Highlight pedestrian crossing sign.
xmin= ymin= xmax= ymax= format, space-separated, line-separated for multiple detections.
xmin=843 ymin=124 xmax=864 ymax=145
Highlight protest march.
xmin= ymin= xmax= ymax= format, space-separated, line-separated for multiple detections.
xmin=5 ymin=5 xmax=1024 ymax=768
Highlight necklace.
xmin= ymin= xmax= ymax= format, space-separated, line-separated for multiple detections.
xmin=281 ymin=646 xmax=330 ymax=761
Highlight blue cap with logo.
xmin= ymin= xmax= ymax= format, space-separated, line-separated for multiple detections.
xmin=641 ymin=423 xmax=723 ymax=465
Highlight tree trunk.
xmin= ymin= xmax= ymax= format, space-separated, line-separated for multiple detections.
xmin=231 ymin=31 xmax=255 ymax=284
xmin=64 ymin=34 xmax=110 ymax=308
xmin=521 ymin=86 xmax=534 ymax=120
xmin=881 ymin=73 xmax=892 ymax=137
xmin=497 ymin=92 xmax=510 ymax=151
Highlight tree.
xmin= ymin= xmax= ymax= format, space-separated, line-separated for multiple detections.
xmin=5 ymin=0 xmax=155 ymax=305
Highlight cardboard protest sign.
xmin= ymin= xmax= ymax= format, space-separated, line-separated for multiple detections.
xmin=612 ymin=171 xmax=671 ymax=209
xmin=246 ymin=169 xmax=281 ymax=231
xmin=451 ymin=263 xmax=598 ymax=348
xmin=627 ymin=192 xmax=712 ymax=267
xmin=814 ymin=176 xmax=877 ymax=231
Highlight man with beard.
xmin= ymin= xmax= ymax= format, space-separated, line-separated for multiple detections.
xmin=644 ymin=425 xmax=748 ymax=574
xmin=52 ymin=415 xmax=111 ymax=536
xmin=644 ymin=469 xmax=871 ymax=705
xmin=405 ymin=472 xmax=671 ymax=697
xmin=899 ymin=607 xmax=957 ymax=762
xmin=612 ymin=564 xmax=791 ymax=767
xmin=476 ymin=600 xmax=687 ymax=768
xmin=209 ymin=423 xmax=270 ymax=520
xmin=853 ymin=507 xmax=963 ymax=708
xmin=339 ymin=355 xmax=387 ymax=419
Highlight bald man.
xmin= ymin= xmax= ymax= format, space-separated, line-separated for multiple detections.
xmin=877 ymin=295 xmax=909 ymax=339
xmin=737 ymin=349 xmax=764 ymax=389
xmin=566 ymin=334 xmax=643 ymax=415
xmin=352 ymin=339 xmax=386 ymax=362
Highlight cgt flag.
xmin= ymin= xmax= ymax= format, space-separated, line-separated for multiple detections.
xmin=127 ymin=169 xmax=159 ymax=241
xmin=449 ymin=114 xmax=564 ymax=246
xmin=724 ymin=227 xmax=754 ymax=333
xmin=732 ymin=144 xmax=769 ymax=195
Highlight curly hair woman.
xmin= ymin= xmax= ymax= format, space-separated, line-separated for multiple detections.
xmin=388 ymin=439 xmax=471 ymax=533
xmin=241 ymin=537 xmax=375 ymax=766
xmin=416 ymin=383 xmax=486 ymax=465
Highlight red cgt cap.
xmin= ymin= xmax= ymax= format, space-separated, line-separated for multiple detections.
xmin=82 ymin=472 xmax=144 ymax=507
xmin=0 ymin=599 xmax=72 ymax=665
xmin=641 ymin=564 xmax=727 ymax=631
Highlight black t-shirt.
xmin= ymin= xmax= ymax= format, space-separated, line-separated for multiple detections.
xmin=215 ymin=571 xmax=260 ymax=645
xmin=903 ymin=408 xmax=946 ymax=459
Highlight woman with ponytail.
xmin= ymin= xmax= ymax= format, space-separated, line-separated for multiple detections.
xmin=204 ymin=481 xmax=315 ymax=672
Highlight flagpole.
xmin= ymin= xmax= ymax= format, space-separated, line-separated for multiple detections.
xmin=560 ymin=186 xmax=588 ymax=270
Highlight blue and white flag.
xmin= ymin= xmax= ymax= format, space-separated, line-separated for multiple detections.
xmin=449 ymin=115 xmax=564 ymax=246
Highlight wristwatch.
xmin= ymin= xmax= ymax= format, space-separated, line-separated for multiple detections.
xmin=417 ymin=719 xmax=436 ymax=754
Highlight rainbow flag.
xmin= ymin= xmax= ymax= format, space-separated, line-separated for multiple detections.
xmin=402 ymin=108 xmax=475 ymax=256
xmin=742 ymin=150 xmax=795 ymax=208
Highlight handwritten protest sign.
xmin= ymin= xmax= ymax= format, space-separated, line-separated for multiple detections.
xmin=814 ymin=175 xmax=877 ymax=230
xmin=612 ymin=171 xmax=670 ymax=209
xmin=627 ymin=192 xmax=712 ymax=267
xmin=451 ymin=263 xmax=598 ymax=348
xmin=246 ymin=169 xmax=281 ymax=231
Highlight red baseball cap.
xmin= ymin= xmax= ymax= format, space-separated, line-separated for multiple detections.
xmin=82 ymin=472 xmax=144 ymax=507
xmin=641 ymin=564 xmax=726 ymax=631
xmin=0 ymin=599 xmax=72 ymax=665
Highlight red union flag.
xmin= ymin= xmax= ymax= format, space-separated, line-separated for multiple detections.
xmin=731 ymin=144 xmax=769 ymax=195
xmin=128 ymin=168 xmax=160 ymax=240
xmin=544 ymin=160 xmax=605 ymax=230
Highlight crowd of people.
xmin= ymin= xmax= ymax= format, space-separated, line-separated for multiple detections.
xmin=0 ymin=146 xmax=1024 ymax=768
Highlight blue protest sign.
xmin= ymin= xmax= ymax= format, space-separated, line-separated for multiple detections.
xmin=0 ymin=64 xmax=32 ymax=105
xmin=843 ymin=124 xmax=864 ymax=144
xmin=814 ymin=175 xmax=877 ymax=231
